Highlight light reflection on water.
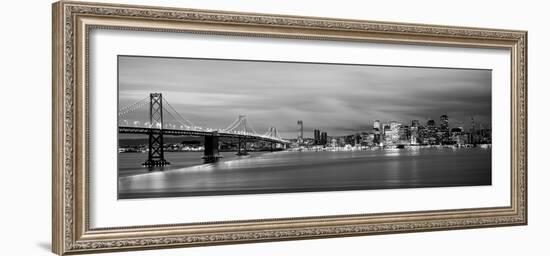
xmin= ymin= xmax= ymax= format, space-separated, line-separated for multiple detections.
xmin=118 ymin=148 xmax=491 ymax=199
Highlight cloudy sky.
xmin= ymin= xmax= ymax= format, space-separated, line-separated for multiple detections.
xmin=118 ymin=56 xmax=491 ymax=139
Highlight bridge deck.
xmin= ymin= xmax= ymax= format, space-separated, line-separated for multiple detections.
xmin=118 ymin=126 xmax=288 ymax=144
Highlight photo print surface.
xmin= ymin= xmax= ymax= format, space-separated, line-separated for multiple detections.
xmin=117 ymin=55 xmax=492 ymax=199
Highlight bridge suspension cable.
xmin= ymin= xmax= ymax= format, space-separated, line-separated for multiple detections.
xmin=162 ymin=98 xmax=195 ymax=128
xmin=241 ymin=117 xmax=258 ymax=134
xmin=118 ymin=96 xmax=149 ymax=117
xmin=224 ymin=115 xmax=248 ymax=132
xmin=162 ymin=106 xmax=191 ymax=129
xmin=119 ymin=94 xmax=288 ymax=142
xmin=223 ymin=116 xmax=242 ymax=132
xmin=263 ymin=126 xmax=282 ymax=140
xmin=224 ymin=115 xmax=258 ymax=135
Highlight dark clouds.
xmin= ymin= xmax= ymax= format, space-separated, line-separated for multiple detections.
xmin=119 ymin=56 xmax=491 ymax=138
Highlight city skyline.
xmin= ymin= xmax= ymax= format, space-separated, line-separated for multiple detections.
xmin=282 ymin=115 xmax=489 ymax=140
xmin=119 ymin=56 xmax=492 ymax=138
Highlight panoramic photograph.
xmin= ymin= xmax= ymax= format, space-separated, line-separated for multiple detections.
xmin=117 ymin=55 xmax=492 ymax=199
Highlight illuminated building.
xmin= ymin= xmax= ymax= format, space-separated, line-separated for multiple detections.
xmin=425 ymin=119 xmax=437 ymax=145
xmin=373 ymin=120 xmax=380 ymax=130
xmin=450 ymin=127 xmax=466 ymax=145
xmin=410 ymin=120 xmax=420 ymax=144
xmin=373 ymin=120 xmax=381 ymax=144
xmin=399 ymin=125 xmax=410 ymax=143
xmin=390 ymin=121 xmax=400 ymax=130
xmin=440 ymin=115 xmax=449 ymax=131
xmin=439 ymin=114 xmax=450 ymax=144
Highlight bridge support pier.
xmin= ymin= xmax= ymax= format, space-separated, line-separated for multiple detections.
xmin=236 ymin=138 xmax=249 ymax=156
xmin=202 ymin=131 xmax=223 ymax=163
xmin=143 ymin=129 xmax=170 ymax=166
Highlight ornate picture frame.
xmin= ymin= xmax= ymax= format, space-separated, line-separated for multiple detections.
xmin=52 ymin=1 xmax=527 ymax=255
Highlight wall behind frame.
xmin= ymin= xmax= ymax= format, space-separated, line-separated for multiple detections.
xmin=0 ymin=0 xmax=547 ymax=255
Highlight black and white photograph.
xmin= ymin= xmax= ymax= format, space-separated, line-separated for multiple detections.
xmin=117 ymin=55 xmax=492 ymax=199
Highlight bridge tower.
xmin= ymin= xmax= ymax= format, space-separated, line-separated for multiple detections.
xmin=143 ymin=93 xmax=170 ymax=166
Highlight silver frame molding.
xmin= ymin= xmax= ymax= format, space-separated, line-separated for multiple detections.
xmin=52 ymin=1 xmax=527 ymax=255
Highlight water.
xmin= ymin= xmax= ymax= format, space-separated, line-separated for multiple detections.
xmin=118 ymin=148 xmax=491 ymax=199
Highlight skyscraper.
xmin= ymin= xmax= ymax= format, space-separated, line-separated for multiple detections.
xmin=426 ymin=119 xmax=437 ymax=145
xmin=297 ymin=120 xmax=303 ymax=145
xmin=374 ymin=120 xmax=381 ymax=130
xmin=381 ymin=123 xmax=391 ymax=145
xmin=321 ymin=132 xmax=328 ymax=146
xmin=373 ymin=120 xmax=381 ymax=144
xmin=314 ymin=129 xmax=321 ymax=145
xmin=439 ymin=114 xmax=450 ymax=144
xmin=409 ymin=120 xmax=420 ymax=145
xmin=440 ymin=114 xmax=449 ymax=132
xmin=386 ymin=121 xmax=400 ymax=144
xmin=399 ymin=125 xmax=410 ymax=142
xmin=390 ymin=121 xmax=400 ymax=130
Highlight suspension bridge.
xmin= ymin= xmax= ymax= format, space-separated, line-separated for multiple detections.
xmin=118 ymin=93 xmax=289 ymax=166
